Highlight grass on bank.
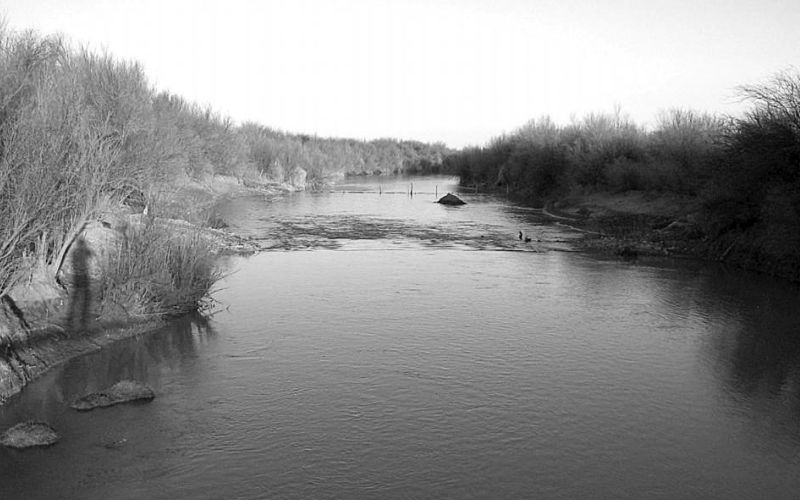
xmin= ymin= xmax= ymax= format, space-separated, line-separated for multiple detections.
xmin=99 ymin=220 xmax=223 ymax=318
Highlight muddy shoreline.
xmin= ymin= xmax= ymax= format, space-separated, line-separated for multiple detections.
xmin=543 ymin=192 xmax=800 ymax=283
xmin=0 ymin=319 xmax=164 ymax=405
xmin=0 ymin=231 xmax=256 ymax=404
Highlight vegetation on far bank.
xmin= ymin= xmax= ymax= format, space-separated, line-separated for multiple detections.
xmin=442 ymin=70 xmax=800 ymax=280
xmin=0 ymin=23 xmax=447 ymax=327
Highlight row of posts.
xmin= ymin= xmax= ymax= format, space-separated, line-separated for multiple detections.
xmin=350 ymin=183 xmax=478 ymax=199
xmin=374 ymin=183 xmax=436 ymax=199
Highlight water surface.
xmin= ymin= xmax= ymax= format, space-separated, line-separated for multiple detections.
xmin=2 ymin=176 xmax=800 ymax=499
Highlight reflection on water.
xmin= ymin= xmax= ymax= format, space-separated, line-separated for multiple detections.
xmin=702 ymin=270 xmax=800 ymax=450
xmin=0 ymin=313 xmax=216 ymax=499
xmin=2 ymin=176 xmax=800 ymax=499
xmin=0 ymin=314 xmax=214 ymax=425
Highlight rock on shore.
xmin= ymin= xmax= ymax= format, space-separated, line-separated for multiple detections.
xmin=0 ymin=421 xmax=59 ymax=448
xmin=71 ymin=380 xmax=155 ymax=411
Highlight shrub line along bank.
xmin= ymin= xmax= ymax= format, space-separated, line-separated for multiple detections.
xmin=443 ymin=71 xmax=800 ymax=282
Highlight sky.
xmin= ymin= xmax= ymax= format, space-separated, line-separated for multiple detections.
xmin=2 ymin=0 xmax=800 ymax=147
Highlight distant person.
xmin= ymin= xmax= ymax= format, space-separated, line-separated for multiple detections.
xmin=67 ymin=236 xmax=93 ymax=333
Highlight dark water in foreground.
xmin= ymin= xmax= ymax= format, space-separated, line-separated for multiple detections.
xmin=2 ymin=176 xmax=800 ymax=499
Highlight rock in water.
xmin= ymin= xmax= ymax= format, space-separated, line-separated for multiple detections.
xmin=437 ymin=193 xmax=466 ymax=205
xmin=102 ymin=437 xmax=128 ymax=449
xmin=71 ymin=380 xmax=155 ymax=411
xmin=0 ymin=421 xmax=59 ymax=448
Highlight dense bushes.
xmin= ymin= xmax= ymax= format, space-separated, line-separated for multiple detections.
xmin=444 ymin=107 xmax=729 ymax=202
xmin=701 ymin=71 xmax=800 ymax=271
xmin=0 ymin=31 xmax=123 ymax=296
xmin=445 ymin=72 xmax=798 ymax=212
xmin=0 ymin=28 xmax=233 ymax=311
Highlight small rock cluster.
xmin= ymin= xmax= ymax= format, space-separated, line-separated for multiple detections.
xmin=0 ymin=421 xmax=59 ymax=449
xmin=0 ymin=380 xmax=155 ymax=449
xmin=70 ymin=380 xmax=155 ymax=411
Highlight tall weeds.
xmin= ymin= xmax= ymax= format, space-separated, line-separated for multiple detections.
xmin=100 ymin=221 xmax=222 ymax=317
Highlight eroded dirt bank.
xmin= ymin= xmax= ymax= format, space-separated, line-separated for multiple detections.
xmin=546 ymin=191 xmax=800 ymax=282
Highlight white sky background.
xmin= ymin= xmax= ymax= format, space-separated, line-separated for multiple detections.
xmin=3 ymin=0 xmax=800 ymax=147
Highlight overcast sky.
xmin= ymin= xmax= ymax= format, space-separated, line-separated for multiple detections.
xmin=3 ymin=0 xmax=800 ymax=147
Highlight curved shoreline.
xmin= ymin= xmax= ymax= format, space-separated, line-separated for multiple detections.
xmin=538 ymin=193 xmax=800 ymax=282
xmin=0 ymin=219 xmax=259 ymax=405
xmin=0 ymin=318 xmax=165 ymax=404
xmin=0 ymin=177 xmax=281 ymax=405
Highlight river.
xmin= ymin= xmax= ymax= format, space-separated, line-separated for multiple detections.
xmin=2 ymin=175 xmax=800 ymax=499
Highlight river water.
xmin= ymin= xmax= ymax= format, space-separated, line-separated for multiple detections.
xmin=2 ymin=176 xmax=800 ymax=499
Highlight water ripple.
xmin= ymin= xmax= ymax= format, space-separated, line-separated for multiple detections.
xmin=251 ymin=214 xmax=556 ymax=252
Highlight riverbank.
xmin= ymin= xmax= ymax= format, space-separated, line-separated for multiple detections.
xmin=545 ymin=190 xmax=800 ymax=282
xmin=0 ymin=318 xmax=165 ymax=405
xmin=0 ymin=175 xmax=280 ymax=404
